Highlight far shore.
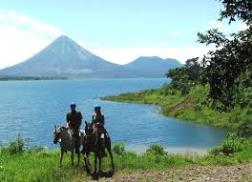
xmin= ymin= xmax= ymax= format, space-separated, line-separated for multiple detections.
xmin=0 ymin=76 xmax=67 ymax=81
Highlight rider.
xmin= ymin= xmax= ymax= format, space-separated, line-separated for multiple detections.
xmin=66 ymin=102 xmax=83 ymax=154
xmin=92 ymin=106 xmax=105 ymax=126
xmin=91 ymin=105 xmax=106 ymax=156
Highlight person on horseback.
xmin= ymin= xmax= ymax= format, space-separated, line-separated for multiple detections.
xmin=91 ymin=105 xmax=107 ymax=156
xmin=66 ymin=102 xmax=83 ymax=154
xmin=92 ymin=106 xmax=104 ymax=126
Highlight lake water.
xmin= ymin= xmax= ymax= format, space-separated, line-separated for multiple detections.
xmin=0 ymin=78 xmax=226 ymax=153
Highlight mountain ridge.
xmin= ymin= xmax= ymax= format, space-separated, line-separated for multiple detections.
xmin=0 ymin=35 xmax=182 ymax=78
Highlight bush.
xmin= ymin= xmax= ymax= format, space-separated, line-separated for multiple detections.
xmin=112 ymin=143 xmax=125 ymax=155
xmin=211 ymin=133 xmax=242 ymax=156
xmin=6 ymin=135 xmax=27 ymax=155
xmin=28 ymin=146 xmax=47 ymax=153
xmin=237 ymin=120 xmax=252 ymax=138
xmin=146 ymin=144 xmax=167 ymax=156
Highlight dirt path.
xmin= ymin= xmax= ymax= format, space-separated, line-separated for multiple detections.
xmin=93 ymin=164 xmax=252 ymax=182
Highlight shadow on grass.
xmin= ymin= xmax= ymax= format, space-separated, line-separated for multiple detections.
xmin=91 ymin=170 xmax=115 ymax=180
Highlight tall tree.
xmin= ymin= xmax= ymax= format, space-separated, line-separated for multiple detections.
xmin=197 ymin=0 xmax=252 ymax=108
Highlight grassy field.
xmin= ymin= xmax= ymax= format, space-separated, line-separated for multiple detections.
xmin=102 ymin=84 xmax=252 ymax=129
xmin=1 ymin=138 xmax=252 ymax=182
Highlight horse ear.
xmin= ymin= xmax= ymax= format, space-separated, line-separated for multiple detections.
xmin=85 ymin=121 xmax=88 ymax=126
xmin=54 ymin=125 xmax=56 ymax=131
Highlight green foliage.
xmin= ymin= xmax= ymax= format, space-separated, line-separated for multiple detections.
xmin=219 ymin=0 xmax=252 ymax=25
xmin=112 ymin=143 xmax=125 ymax=155
xmin=3 ymin=135 xmax=27 ymax=155
xmin=103 ymin=84 xmax=252 ymax=129
xmin=237 ymin=119 xmax=252 ymax=138
xmin=197 ymin=0 xmax=252 ymax=109
xmin=211 ymin=133 xmax=242 ymax=156
xmin=146 ymin=144 xmax=167 ymax=156
xmin=166 ymin=57 xmax=205 ymax=95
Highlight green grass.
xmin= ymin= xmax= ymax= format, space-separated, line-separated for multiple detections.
xmin=2 ymin=140 xmax=252 ymax=182
xmin=0 ymin=149 xmax=88 ymax=182
xmin=102 ymin=84 xmax=252 ymax=129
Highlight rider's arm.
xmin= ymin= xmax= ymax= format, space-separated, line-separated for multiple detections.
xmin=91 ymin=114 xmax=95 ymax=123
xmin=78 ymin=112 xmax=83 ymax=127
xmin=101 ymin=115 xmax=105 ymax=125
xmin=66 ymin=113 xmax=70 ymax=127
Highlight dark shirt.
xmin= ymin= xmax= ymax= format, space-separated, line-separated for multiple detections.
xmin=66 ymin=111 xmax=82 ymax=129
xmin=92 ymin=113 xmax=105 ymax=125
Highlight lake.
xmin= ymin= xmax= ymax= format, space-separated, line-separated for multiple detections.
xmin=0 ymin=78 xmax=226 ymax=153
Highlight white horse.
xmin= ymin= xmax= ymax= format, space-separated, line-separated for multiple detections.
xmin=53 ymin=125 xmax=84 ymax=167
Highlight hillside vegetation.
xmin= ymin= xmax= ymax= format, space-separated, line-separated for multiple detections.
xmin=103 ymin=84 xmax=252 ymax=130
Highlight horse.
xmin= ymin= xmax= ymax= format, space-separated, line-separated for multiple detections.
xmin=53 ymin=125 xmax=83 ymax=167
xmin=82 ymin=121 xmax=114 ymax=176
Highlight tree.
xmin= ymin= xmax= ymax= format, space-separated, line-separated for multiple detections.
xmin=219 ymin=0 xmax=252 ymax=25
xmin=166 ymin=57 xmax=205 ymax=94
xmin=197 ymin=0 xmax=252 ymax=108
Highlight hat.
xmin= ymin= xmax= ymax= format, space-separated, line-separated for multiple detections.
xmin=70 ymin=102 xmax=76 ymax=107
xmin=94 ymin=105 xmax=101 ymax=110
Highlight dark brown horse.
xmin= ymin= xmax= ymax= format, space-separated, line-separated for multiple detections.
xmin=82 ymin=121 xmax=114 ymax=176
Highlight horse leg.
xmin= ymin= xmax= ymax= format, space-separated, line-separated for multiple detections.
xmin=71 ymin=150 xmax=74 ymax=166
xmin=94 ymin=154 xmax=97 ymax=175
xmin=77 ymin=152 xmax=80 ymax=166
xmin=60 ymin=150 xmax=64 ymax=167
xmin=76 ymin=137 xmax=80 ymax=166
xmin=108 ymin=147 xmax=115 ymax=172
xmin=98 ymin=155 xmax=102 ymax=175
xmin=84 ymin=154 xmax=91 ymax=174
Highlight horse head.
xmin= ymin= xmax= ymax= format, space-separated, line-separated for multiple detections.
xmin=85 ymin=121 xmax=93 ymax=136
xmin=53 ymin=125 xmax=65 ymax=144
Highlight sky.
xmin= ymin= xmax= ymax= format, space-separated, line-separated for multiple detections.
xmin=0 ymin=0 xmax=247 ymax=69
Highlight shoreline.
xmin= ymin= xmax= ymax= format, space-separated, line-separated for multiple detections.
xmin=101 ymin=85 xmax=245 ymax=129
xmin=125 ymin=144 xmax=209 ymax=156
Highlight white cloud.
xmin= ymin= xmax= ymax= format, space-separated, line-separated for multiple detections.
xmin=207 ymin=20 xmax=248 ymax=33
xmin=78 ymin=40 xmax=213 ymax=65
xmin=0 ymin=10 xmax=63 ymax=69
xmin=87 ymin=45 xmax=213 ymax=65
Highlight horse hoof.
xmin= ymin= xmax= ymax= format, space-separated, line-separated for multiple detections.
xmin=98 ymin=171 xmax=102 ymax=176
xmin=91 ymin=174 xmax=98 ymax=180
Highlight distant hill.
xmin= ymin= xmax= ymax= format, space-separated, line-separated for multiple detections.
xmin=0 ymin=36 xmax=121 ymax=78
xmin=124 ymin=56 xmax=182 ymax=77
xmin=0 ymin=35 xmax=182 ymax=78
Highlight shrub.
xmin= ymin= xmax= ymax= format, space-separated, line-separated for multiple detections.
xmin=146 ymin=144 xmax=167 ymax=156
xmin=237 ymin=120 xmax=252 ymax=138
xmin=112 ymin=143 xmax=125 ymax=155
xmin=6 ymin=135 xmax=27 ymax=155
xmin=211 ymin=133 xmax=242 ymax=156
xmin=28 ymin=146 xmax=47 ymax=153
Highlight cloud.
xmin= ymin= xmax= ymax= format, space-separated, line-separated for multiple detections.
xmin=207 ymin=20 xmax=248 ymax=33
xmin=0 ymin=10 xmax=63 ymax=69
xmin=78 ymin=39 xmax=213 ymax=65
xmin=87 ymin=45 xmax=213 ymax=65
